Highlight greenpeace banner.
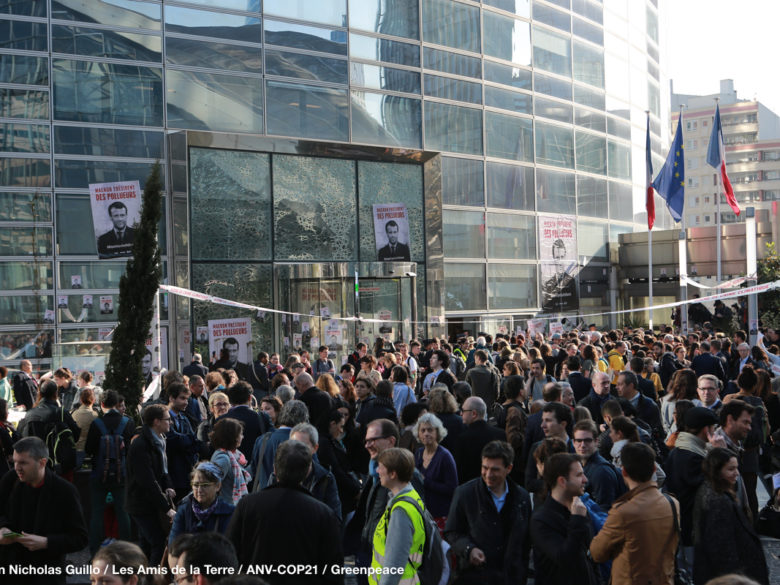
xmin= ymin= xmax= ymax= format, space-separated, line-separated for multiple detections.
xmin=539 ymin=215 xmax=578 ymax=312
xmin=208 ymin=317 xmax=252 ymax=366
xmin=89 ymin=180 xmax=141 ymax=259
xmin=373 ymin=203 xmax=411 ymax=261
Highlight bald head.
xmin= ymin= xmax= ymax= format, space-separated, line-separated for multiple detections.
xmin=294 ymin=372 xmax=314 ymax=391
xmin=462 ymin=396 xmax=486 ymax=425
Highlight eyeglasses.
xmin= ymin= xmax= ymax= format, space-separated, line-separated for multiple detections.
xmin=191 ymin=482 xmax=217 ymax=489
xmin=698 ymin=386 xmax=718 ymax=392
xmin=213 ymin=402 xmax=229 ymax=407
xmin=365 ymin=435 xmax=390 ymax=445
xmin=573 ymin=438 xmax=594 ymax=444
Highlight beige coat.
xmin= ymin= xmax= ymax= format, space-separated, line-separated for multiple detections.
xmin=590 ymin=481 xmax=679 ymax=585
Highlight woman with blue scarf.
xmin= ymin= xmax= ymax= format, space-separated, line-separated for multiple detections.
xmin=169 ymin=462 xmax=235 ymax=546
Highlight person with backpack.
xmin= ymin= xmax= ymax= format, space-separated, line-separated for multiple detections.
xmin=371 ymin=447 xmax=429 ymax=585
xmin=16 ymin=380 xmax=80 ymax=478
xmin=444 ymin=440 xmax=532 ymax=585
xmin=84 ymin=389 xmax=135 ymax=554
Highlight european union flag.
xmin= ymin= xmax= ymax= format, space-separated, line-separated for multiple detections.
xmin=652 ymin=119 xmax=685 ymax=222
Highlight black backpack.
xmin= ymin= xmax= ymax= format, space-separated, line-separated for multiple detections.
xmin=93 ymin=416 xmax=130 ymax=484
xmin=393 ymin=495 xmax=446 ymax=585
xmin=45 ymin=408 xmax=77 ymax=474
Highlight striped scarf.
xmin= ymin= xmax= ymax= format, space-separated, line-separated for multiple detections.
xmin=218 ymin=448 xmax=251 ymax=504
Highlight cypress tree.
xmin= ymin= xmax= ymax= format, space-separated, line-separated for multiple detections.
xmin=104 ymin=163 xmax=163 ymax=416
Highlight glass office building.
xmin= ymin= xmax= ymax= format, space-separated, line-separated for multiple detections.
xmin=0 ymin=0 xmax=668 ymax=372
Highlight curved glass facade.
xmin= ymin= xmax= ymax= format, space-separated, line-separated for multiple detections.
xmin=0 ymin=0 xmax=669 ymax=368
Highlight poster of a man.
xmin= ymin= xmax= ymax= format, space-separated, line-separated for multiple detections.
xmin=71 ymin=274 xmax=82 ymax=289
xmin=57 ymin=295 xmax=68 ymax=309
xmin=373 ymin=204 xmax=411 ymax=262
xmin=82 ymin=295 xmax=93 ymax=309
xmin=141 ymin=349 xmax=153 ymax=386
xmin=89 ymin=180 xmax=141 ymax=259
xmin=539 ymin=215 xmax=578 ymax=312
xmin=100 ymin=296 xmax=114 ymax=315
xmin=208 ymin=318 xmax=252 ymax=382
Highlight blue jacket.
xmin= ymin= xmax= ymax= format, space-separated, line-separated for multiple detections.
xmin=269 ymin=460 xmax=342 ymax=522
xmin=165 ymin=411 xmax=201 ymax=490
xmin=250 ymin=427 xmax=291 ymax=491
xmin=583 ymin=451 xmax=625 ymax=511
xmin=169 ymin=494 xmax=235 ymax=546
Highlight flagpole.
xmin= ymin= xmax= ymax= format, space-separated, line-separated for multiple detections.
xmin=715 ymin=97 xmax=722 ymax=284
xmin=678 ymin=106 xmax=689 ymax=336
xmin=646 ymin=111 xmax=654 ymax=331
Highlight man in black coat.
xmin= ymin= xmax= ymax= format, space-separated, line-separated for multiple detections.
xmin=530 ymin=453 xmax=599 ymax=585
xmin=227 ymin=440 xmax=344 ymax=585
xmin=126 ymin=404 xmax=175 ymax=566
xmin=628 ymin=356 xmax=657 ymax=401
xmin=219 ymin=381 xmax=273 ymax=458
xmin=182 ymin=353 xmax=208 ymax=379
xmin=165 ymin=383 xmax=202 ymax=501
xmin=12 ymin=359 xmax=37 ymax=410
xmin=0 ymin=437 xmax=88 ymax=584
xmin=455 ymin=397 xmax=506 ymax=484
xmin=577 ymin=371 xmax=613 ymax=427
xmin=464 ymin=349 xmax=500 ymax=411
xmin=295 ymin=372 xmax=332 ymax=427
xmin=18 ymin=380 xmax=80 ymax=448
xmin=566 ymin=355 xmax=592 ymax=402
xmin=445 ymin=440 xmax=532 ymax=585
xmin=616 ymin=371 xmax=663 ymax=437
xmin=692 ymin=341 xmax=727 ymax=383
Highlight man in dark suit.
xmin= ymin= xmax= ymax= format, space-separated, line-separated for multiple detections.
xmin=629 ymin=356 xmax=657 ymax=401
xmin=294 ymin=372 xmax=332 ymax=427
xmin=455 ymin=396 xmax=506 ymax=484
xmin=182 ymin=353 xmax=208 ymax=379
xmin=227 ymin=440 xmax=343 ymax=582
xmin=220 ymin=337 xmax=251 ymax=382
xmin=97 ymin=201 xmax=135 ymax=258
xmin=566 ymin=355 xmax=592 ymax=402
xmin=616 ymin=371 xmax=663 ymax=437
xmin=692 ymin=341 xmax=727 ymax=383
xmin=219 ymin=381 xmax=273 ymax=458
xmin=376 ymin=220 xmax=410 ymax=261
xmin=12 ymin=359 xmax=37 ymax=410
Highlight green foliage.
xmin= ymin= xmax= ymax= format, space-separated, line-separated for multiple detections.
xmin=758 ymin=241 xmax=780 ymax=329
xmin=103 ymin=164 xmax=163 ymax=417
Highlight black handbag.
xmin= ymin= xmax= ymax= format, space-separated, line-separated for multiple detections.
xmin=662 ymin=493 xmax=694 ymax=585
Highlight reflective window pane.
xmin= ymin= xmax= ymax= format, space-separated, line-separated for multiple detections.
xmin=59 ymin=262 xmax=126 ymax=289
xmin=0 ymin=192 xmax=51 ymax=221
xmin=573 ymin=41 xmax=604 ymax=88
xmin=166 ymin=70 xmax=262 ymax=134
xmin=52 ymin=25 xmax=161 ymax=61
xmin=0 ymin=123 xmax=49 ymax=153
xmin=166 ymin=6 xmax=260 ymax=42
xmin=350 ymin=63 xmax=420 ymax=93
xmin=578 ymin=220 xmax=608 ymax=260
xmin=266 ymin=0 xmax=346 ymax=26
xmin=190 ymin=148 xmax=271 ymax=261
xmin=52 ymin=59 xmax=163 ymax=126
xmin=0 ymin=88 xmax=48 ymax=119
xmin=0 ymin=0 xmax=46 ymax=16
xmin=0 ymin=20 xmax=47 ymax=51
xmin=485 ymin=112 xmax=533 ymax=162
xmin=54 ymin=160 xmax=156 ymax=190
xmin=0 ymin=158 xmax=50 ymax=187
xmin=0 ymin=296 xmax=53 ymax=325
xmin=533 ymin=26 xmax=570 ymax=77
xmin=267 ymin=50 xmax=347 ymax=84
xmin=533 ymin=1 xmax=570 ymax=32
xmin=576 ymin=130 xmax=606 ymax=174
xmin=0 ymin=227 xmax=51 ymax=255
xmin=439 ymin=158 xmax=482 ymax=210
xmin=572 ymin=0 xmax=602 ymax=24
xmin=424 ymin=47 xmax=480 ymax=78
xmin=0 ymin=54 xmax=47 ymax=85
xmin=266 ymin=81 xmax=348 ymax=141
xmin=167 ymin=37 xmax=261 ymax=73
xmin=488 ymin=264 xmax=537 ymax=310
xmin=357 ymin=160 xmax=425 ymax=262
xmin=265 ymin=19 xmax=346 ymax=55
xmin=484 ymin=61 xmax=532 ymax=89
xmin=535 ymin=97 xmax=572 ymax=123
xmin=536 ymin=168 xmax=575 ymax=214
xmin=52 ymin=0 xmax=161 ymax=30
xmin=577 ymin=175 xmax=606 ymax=217
xmin=535 ymin=121 xmax=573 ymax=168
xmin=486 ymin=161 xmax=534 ymax=210
xmin=444 ymin=263 xmax=485 ymax=311
xmin=608 ymin=181 xmax=632 ymax=221
xmin=349 ymin=33 xmax=420 ymax=67
xmin=54 ymin=127 xmax=163 ymax=158
xmin=351 ymin=92 xmax=422 ymax=148
xmin=573 ymin=84 xmax=605 ymax=109
xmin=273 ymin=155 xmax=356 ymax=260
xmin=607 ymin=139 xmax=631 ymax=179
xmin=443 ymin=210 xmax=484 ymax=259
xmin=487 ymin=214 xmax=536 ymax=259
xmin=483 ymin=0 xmax=530 ymax=17
xmin=424 ymin=102 xmax=483 ymax=155
xmin=422 ymin=0 xmax=480 ymax=53
xmin=607 ymin=117 xmax=631 ymax=140
xmin=485 ymin=86 xmax=531 ymax=115
xmin=534 ymin=72 xmax=571 ymax=100
xmin=483 ymin=11 xmax=531 ymax=66
xmin=0 ymin=262 xmax=52 ymax=291
xmin=424 ymin=74 xmax=481 ymax=104
xmin=175 ymin=0 xmax=260 ymax=10
xmin=573 ymin=16 xmax=603 ymax=44
xmin=575 ymin=107 xmax=605 ymax=132
xmin=349 ymin=0 xmax=419 ymax=39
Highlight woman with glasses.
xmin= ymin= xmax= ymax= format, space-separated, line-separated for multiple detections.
xmin=210 ymin=418 xmax=252 ymax=505
xmin=168 ymin=462 xmax=236 ymax=547
xmin=196 ymin=391 xmax=230 ymax=456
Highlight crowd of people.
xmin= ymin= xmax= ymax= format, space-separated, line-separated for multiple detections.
xmin=1 ymin=325 xmax=780 ymax=585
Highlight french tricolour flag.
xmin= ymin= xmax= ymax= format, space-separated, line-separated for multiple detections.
xmin=646 ymin=113 xmax=655 ymax=230
xmin=706 ymin=104 xmax=740 ymax=215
